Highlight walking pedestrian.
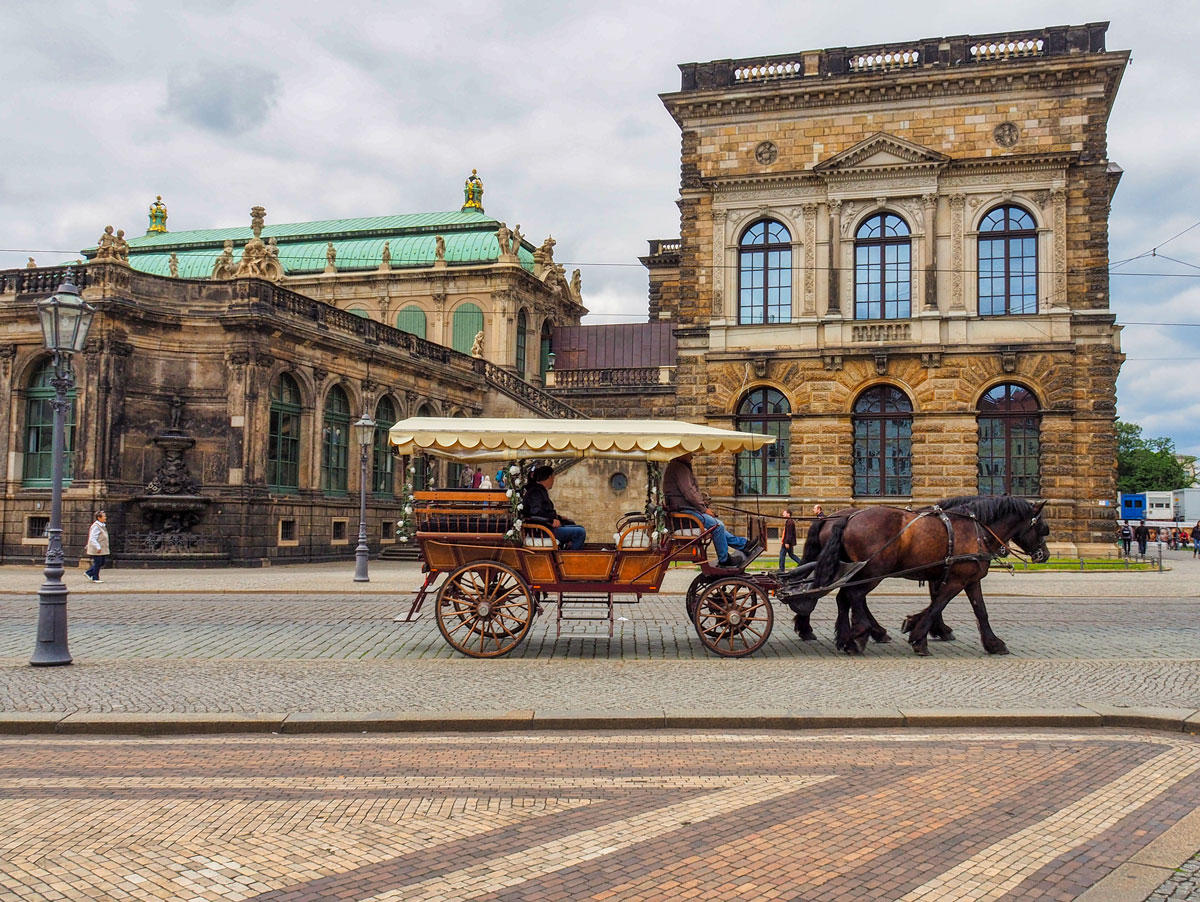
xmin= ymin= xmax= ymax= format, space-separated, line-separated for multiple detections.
xmin=1133 ymin=521 xmax=1149 ymax=558
xmin=778 ymin=508 xmax=802 ymax=570
xmin=1192 ymin=521 xmax=1200 ymax=558
xmin=1118 ymin=520 xmax=1132 ymax=557
xmin=84 ymin=510 xmax=109 ymax=582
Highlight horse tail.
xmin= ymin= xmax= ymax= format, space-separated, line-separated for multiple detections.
xmin=811 ymin=517 xmax=847 ymax=589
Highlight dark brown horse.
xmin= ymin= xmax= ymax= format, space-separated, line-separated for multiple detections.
xmin=796 ymin=496 xmax=1049 ymax=656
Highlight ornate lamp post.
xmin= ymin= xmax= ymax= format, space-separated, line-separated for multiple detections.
xmin=31 ymin=271 xmax=95 ymax=667
xmin=352 ymin=412 xmax=375 ymax=583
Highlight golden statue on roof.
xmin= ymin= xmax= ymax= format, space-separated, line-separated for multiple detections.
xmin=461 ymin=169 xmax=484 ymax=213
xmin=147 ymin=195 xmax=168 ymax=233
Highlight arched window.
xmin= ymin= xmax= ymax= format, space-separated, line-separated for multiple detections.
xmin=735 ymin=387 xmax=790 ymax=495
xmin=321 ymin=385 xmax=350 ymax=494
xmin=979 ymin=205 xmax=1038 ymax=315
xmin=853 ymin=385 xmax=913 ymax=497
xmin=395 ymin=305 xmax=427 ymax=339
xmin=268 ymin=373 xmax=302 ymax=491
xmin=978 ymin=383 xmax=1041 ymax=496
xmin=855 ymin=213 xmax=911 ymax=320
xmin=738 ymin=219 xmax=792 ymax=324
xmin=515 ymin=310 xmax=528 ymax=378
xmin=451 ymin=302 xmax=483 ymax=354
xmin=346 ymin=307 xmax=370 ymax=319
xmin=539 ymin=320 xmax=553 ymax=381
xmin=23 ymin=358 xmax=76 ymax=487
xmin=372 ymin=396 xmax=397 ymax=495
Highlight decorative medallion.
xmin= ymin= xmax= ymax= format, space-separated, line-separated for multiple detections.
xmin=754 ymin=141 xmax=778 ymax=165
xmin=993 ymin=122 xmax=1019 ymax=148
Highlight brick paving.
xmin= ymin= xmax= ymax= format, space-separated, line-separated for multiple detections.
xmin=0 ymin=730 xmax=1196 ymax=901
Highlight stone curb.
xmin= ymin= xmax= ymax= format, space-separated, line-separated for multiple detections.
xmin=0 ymin=706 xmax=1196 ymax=737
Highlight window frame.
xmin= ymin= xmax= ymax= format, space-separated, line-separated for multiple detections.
xmin=321 ymin=385 xmax=351 ymax=495
xmin=734 ymin=387 xmax=791 ymax=496
xmin=978 ymin=205 xmax=1038 ymax=316
xmin=451 ymin=302 xmax=484 ymax=354
xmin=515 ymin=309 xmax=528 ymax=378
xmin=267 ymin=373 xmax=302 ymax=493
xmin=22 ymin=357 xmax=76 ymax=488
xmin=372 ymin=396 xmax=397 ymax=496
xmin=395 ymin=305 xmax=427 ymax=339
xmin=852 ymin=385 xmax=913 ymax=498
xmin=977 ymin=383 xmax=1041 ymax=496
xmin=737 ymin=219 xmax=792 ymax=325
xmin=854 ymin=213 xmax=912 ymax=321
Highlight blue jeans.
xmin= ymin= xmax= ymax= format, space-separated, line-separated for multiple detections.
xmin=553 ymin=525 xmax=586 ymax=550
xmin=681 ymin=509 xmax=745 ymax=561
xmin=86 ymin=554 xmax=107 ymax=579
xmin=779 ymin=545 xmax=802 ymax=569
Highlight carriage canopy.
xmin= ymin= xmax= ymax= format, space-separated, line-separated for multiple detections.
xmin=388 ymin=417 xmax=774 ymax=462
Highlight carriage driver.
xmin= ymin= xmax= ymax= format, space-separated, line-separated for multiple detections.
xmin=523 ymin=465 xmax=586 ymax=550
xmin=662 ymin=452 xmax=760 ymax=568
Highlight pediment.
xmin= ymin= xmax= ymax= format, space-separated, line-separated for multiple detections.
xmin=814 ymin=133 xmax=950 ymax=173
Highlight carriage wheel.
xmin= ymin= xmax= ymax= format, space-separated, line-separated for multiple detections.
xmin=693 ymin=577 xmax=773 ymax=658
xmin=685 ymin=574 xmax=717 ymax=621
xmin=436 ymin=561 xmax=535 ymax=658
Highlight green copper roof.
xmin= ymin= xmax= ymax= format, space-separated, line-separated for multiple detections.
xmin=88 ymin=209 xmax=537 ymax=277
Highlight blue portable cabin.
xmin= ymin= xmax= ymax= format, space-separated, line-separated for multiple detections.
xmin=1119 ymin=493 xmax=1146 ymax=522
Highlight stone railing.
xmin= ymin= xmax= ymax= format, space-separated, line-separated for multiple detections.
xmin=0 ymin=266 xmax=90 ymax=296
xmin=545 ymin=366 xmax=676 ymax=391
xmin=479 ymin=361 xmax=585 ymax=419
xmin=852 ymin=322 xmax=912 ymax=343
xmin=678 ymin=23 xmax=1107 ymax=90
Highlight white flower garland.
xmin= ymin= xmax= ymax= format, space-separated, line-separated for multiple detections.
xmin=395 ymin=462 xmax=417 ymax=543
xmin=503 ymin=460 xmax=528 ymax=540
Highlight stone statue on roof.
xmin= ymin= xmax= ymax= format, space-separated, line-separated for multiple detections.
xmin=212 ymin=240 xmax=237 ymax=279
xmin=236 ymin=234 xmax=283 ymax=281
xmin=168 ymin=253 xmax=179 ymax=278
xmin=114 ymin=229 xmax=130 ymax=262
xmin=435 ymin=235 xmax=446 ymax=262
xmin=95 ymin=225 xmax=118 ymax=261
xmin=532 ymin=234 xmax=556 ymax=277
xmin=250 ymin=206 xmax=266 ymax=239
xmin=470 ymin=330 xmax=485 ymax=358
xmin=26 ymin=257 xmax=36 ymax=269
xmin=461 ymin=169 xmax=484 ymax=213
xmin=325 ymin=242 xmax=337 ymax=273
xmin=380 ymin=241 xmax=391 ymax=271
xmin=511 ymin=223 xmax=523 ymax=251
xmin=148 ymin=195 xmax=168 ymax=233
xmin=495 ymin=222 xmax=511 ymax=256
xmin=570 ymin=268 xmax=582 ymax=302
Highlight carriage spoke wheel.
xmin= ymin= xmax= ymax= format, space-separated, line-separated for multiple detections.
xmin=685 ymin=574 xmax=717 ymax=621
xmin=693 ymin=577 xmax=773 ymax=658
xmin=436 ymin=561 xmax=534 ymax=658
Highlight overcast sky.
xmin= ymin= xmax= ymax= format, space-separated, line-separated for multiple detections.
xmin=2 ymin=0 xmax=1198 ymax=451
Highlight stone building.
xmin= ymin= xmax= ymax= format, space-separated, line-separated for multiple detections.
xmin=627 ymin=22 xmax=1128 ymax=553
xmin=0 ymin=176 xmax=587 ymax=565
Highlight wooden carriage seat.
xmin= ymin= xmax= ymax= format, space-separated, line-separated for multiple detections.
xmin=668 ymin=512 xmax=705 ymax=539
xmin=616 ymin=522 xmax=653 ymax=549
xmin=521 ymin=523 xmax=559 ymax=548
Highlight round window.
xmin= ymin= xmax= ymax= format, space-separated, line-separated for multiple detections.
xmin=609 ymin=472 xmax=628 ymax=493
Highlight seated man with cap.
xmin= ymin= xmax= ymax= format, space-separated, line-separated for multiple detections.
xmin=662 ymin=451 xmax=760 ymax=568
xmin=522 ymin=465 xmax=586 ymax=550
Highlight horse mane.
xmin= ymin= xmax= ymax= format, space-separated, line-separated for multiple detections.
xmin=934 ymin=494 xmax=1038 ymax=522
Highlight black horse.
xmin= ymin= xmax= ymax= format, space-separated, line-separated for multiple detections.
xmin=793 ymin=496 xmax=1049 ymax=656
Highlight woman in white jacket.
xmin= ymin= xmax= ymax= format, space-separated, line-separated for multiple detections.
xmin=84 ymin=511 xmax=109 ymax=582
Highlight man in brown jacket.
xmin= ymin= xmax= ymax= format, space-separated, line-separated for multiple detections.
xmin=662 ymin=452 xmax=757 ymax=567
xmin=778 ymin=508 xmax=802 ymax=569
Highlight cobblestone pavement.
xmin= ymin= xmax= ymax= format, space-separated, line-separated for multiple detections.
xmin=1149 ymin=850 xmax=1200 ymax=900
xmin=0 ymin=729 xmax=1196 ymax=901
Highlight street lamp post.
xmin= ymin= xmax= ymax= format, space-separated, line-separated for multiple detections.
xmin=352 ymin=412 xmax=375 ymax=583
xmin=31 ymin=271 xmax=95 ymax=667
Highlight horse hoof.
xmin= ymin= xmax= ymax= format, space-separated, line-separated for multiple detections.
xmin=872 ymin=632 xmax=892 ymax=644
xmin=910 ymin=640 xmax=930 ymax=657
xmin=798 ymin=630 xmax=817 ymax=641
xmin=900 ymin=615 xmax=916 ymax=634
xmin=932 ymin=630 xmax=956 ymax=642
xmin=986 ymin=642 xmax=1010 ymax=655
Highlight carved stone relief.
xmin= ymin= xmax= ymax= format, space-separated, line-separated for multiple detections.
xmin=802 ymin=203 xmax=818 ymax=314
xmin=949 ymin=194 xmax=966 ymax=311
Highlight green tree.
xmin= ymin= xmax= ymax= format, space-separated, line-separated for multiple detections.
xmin=1116 ymin=420 xmax=1192 ymax=493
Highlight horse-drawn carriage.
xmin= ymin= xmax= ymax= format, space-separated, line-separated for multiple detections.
xmin=390 ymin=417 xmax=1052 ymax=659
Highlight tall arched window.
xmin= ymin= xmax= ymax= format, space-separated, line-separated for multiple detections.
xmin=372 ymin=396 xmax=397 ymax=495
xmin=738 ymin=220 xmax=792 ymax=324
xmin=23 ymin=358 xmax=76 ymax=487
xmin=346 ymin=307 xmax=370 ymax=319
xmin=978 ymin=383 xmax=1041 ymax=496
xmin=268 ymin=373 xmax=302 ymax=492
xmin=855 ymin=213 xmax=911 ymax=320
xmin=321 ymin=385 xmax=350 ymax=494
xmin=735 ymin=387 xmax=790 ymax=495
xmin=853 ymin=385 xmax=913 ymax=497
xmin=395 ymin=305 xmax=427 ymax=339
xmin=451 ymin=302 xmax=484 ymax=354
xmin=539 ymin=320 xmax=553 ymax=381
xmin=515 ymin=310 xmax=528 ymax=378
xmin=978 ymin=205 xmax=1038 ymax=315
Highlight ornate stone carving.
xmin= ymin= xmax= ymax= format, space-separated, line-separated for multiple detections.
xmin=461 ymin=169 xmax=484 ymax=212
xmin=1051 ymin=188 xmax=1067 ymax=305
xmin=754 ymin=141 xmax=778 ymax=165
xmin=212 ymin=241 xmax=237 ymax=280
xmin=250 ymin=206 xmax=266 ymax=238
xmin=874 ymin=353 xmax=888 ymax=375
xmin=920 ymin=351 xmax=942 ymax=368
xmin=148 ymin=195 xmax=168 ymax=233
xmin=168 ymin=253 xmax=179 ymax=278
xmin=435 ymin=235 xmax=446 ymax=262
xmin=949 ymin=193 xmax=966 ymax=311
xmin=227 ymin=350 xmax=250 ymax=367
xmin=753 ymin=357 xmax=768 ymax=378
xmin=822 ymin=353 xmax=843 ymax=371
xmin=853 ymin=322 xmax=911 ymax=343
xmin=236 ymin=233 xmax=283 ymax=281
xmin=993 ymin=122 xmax=1019 ymax=147
xmin=380 ymin=242 xmax=391 ymax=271
xmin=94 ymin=226 xmax=129 ymax=263
xmin=802 ymin=203 xmax=818 ymax=314
xmin=312 ymin=366 xmax=328 ymax=384
xmin=324 ymin=242 xmax=337 ymax=273
xmin=1001 ymin=352 xmax=1017 ymax=373
xmin=570 ymin=269 xmax=582 ymax=303
xmin=470 ymin=331 xmax=485 ymax=358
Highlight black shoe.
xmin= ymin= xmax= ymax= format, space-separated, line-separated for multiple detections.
xmin=742 ymin=538 xmax=764 ymax=559
xmin=717 ymin=548 xmax=746 ymax=569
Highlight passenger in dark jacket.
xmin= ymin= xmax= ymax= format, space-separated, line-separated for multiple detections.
xmin=1133 ymin=522 xmax=1150 ymax=556
xmin=778 ymin=508 xmax=802 ymax=569
xmin=522 ymin=465 xmax=585 ymax=549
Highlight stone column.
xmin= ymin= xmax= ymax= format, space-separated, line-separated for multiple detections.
xmin=949 ymin=194 xmax=966 ymax=311
xmin=802 ymin=203 xmax=819 ymax=316
xmin=711 ymin=210 xmax=727 ymax=320
xmin=1051 ymin=188 xmax=1067 ymax=309
xmin=827 ymin=200 xmax=842 ymax=315
xmin=922 ymin=193 xmax=939 ymax=310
